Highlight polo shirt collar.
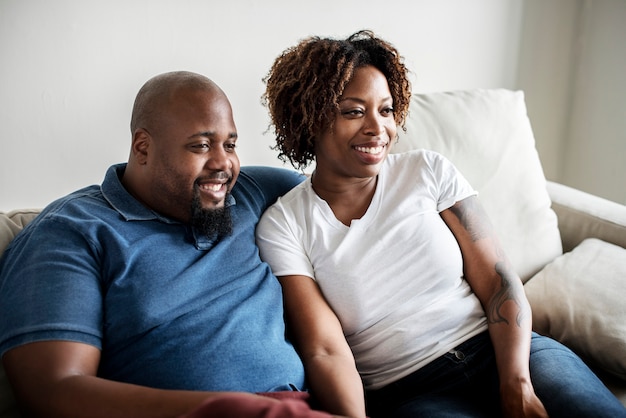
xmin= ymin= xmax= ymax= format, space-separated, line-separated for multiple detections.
xmin=101 ymin=163 xmax=236 ymax=226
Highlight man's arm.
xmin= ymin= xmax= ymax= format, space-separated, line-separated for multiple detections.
xmin=278 ymin=275 xmax=366 ymax=418
xmin=440 ymin=196 xmax=548 ymax=418
xmin=3 ymin=341 xmax=274 ymax=418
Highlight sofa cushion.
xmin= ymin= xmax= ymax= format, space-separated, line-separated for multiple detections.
xmin=392 ymin=89 xmax=562 ymax=281
xmin=524 ymin=238 xmax=626 ymax=381
xmin=1 ymin=209 xmax=40 ymax=418
xmin=0 ymin=209 xmax=41 ymax=255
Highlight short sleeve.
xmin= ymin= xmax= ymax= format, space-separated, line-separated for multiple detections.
xmin=426 ymin=151 xmax=477 ymax=212
xmin=256 ymin=186 xmax=316 ymax=280
xmin=0 ymin=215 xmax=103 ymax=356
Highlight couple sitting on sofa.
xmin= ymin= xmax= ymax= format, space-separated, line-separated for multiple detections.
xmin=1 ymin=31 xmax=624 ymax=418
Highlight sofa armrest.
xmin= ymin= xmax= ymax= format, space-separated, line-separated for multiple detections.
xmin=547 ymin=181 xmax=626 ymax=252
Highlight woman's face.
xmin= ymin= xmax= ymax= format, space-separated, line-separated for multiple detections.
xmin=314 ymin=65 xmax=397 ymax=180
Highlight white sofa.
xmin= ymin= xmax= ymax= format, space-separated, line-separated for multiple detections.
xmin=1 ymin=89 xmax=625 ymax=417
xmin=391 ymin=89 xmax=626 ymax=407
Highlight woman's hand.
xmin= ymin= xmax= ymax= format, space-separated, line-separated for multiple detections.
xmin=500 ymin=378 xmax=549 ymax=418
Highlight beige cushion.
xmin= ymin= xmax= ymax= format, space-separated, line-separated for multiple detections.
xmin=1 ymin=209 xmax=40 ymax=418
xmin=524 ymin=238 xmax=626 ymax=381
xmin=392 ymin=89 xmax=562 ymax=281
xmin=0 ymin=209 xmax=41 ymax=255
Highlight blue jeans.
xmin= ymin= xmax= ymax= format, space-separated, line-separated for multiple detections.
xmin=365 ymin=332 xmax=626 ymax=417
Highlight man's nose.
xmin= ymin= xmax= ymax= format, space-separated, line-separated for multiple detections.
xmin=205 ymin=146 xmax=232 ymax=171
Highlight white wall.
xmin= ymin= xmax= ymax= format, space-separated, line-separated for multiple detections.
xmin=562 ymin=0 xmax=626 ymax=204
xmin=517 ymin=0 xmax=578 ymax=184
xmin=0 ymin=0 xmax=524 ymax=211
xmin=518 ymin=0 xmax=626 ymax=205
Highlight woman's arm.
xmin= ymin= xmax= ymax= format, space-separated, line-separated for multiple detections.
xmin=440 ymin=196 xmax=548 ymax=418
xmin=278 ymin=275 xmax=366 ymax=418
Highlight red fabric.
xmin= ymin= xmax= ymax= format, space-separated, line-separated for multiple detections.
xmin=178 ymin=391 xmax=333 ymax=418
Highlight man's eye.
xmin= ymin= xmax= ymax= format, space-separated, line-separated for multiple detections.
xmin=191 ymin=143 xmax=210 ymax=152
xmin=225 ymin=143 xmax=237 ymax=152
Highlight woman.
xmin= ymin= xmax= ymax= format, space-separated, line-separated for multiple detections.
xmin=256 ymin=30 xmax=626 ymax=418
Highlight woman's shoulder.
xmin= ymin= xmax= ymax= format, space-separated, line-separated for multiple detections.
xmin=386 ymin=148 xmax=449 ymax=171
xmin=388 ymin=148 xmax=445 ymax=161
xmin=258 ymin=178 xmax=314 ymax=228
xmin=272 ymin=177 xmax=313 ymax=208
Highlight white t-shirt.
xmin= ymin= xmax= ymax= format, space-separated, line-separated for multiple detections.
xmin=256 ymin=149 xmax=488 ymax=390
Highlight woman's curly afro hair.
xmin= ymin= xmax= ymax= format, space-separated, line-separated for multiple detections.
xmin=262 ymin=30 xmax=411 ymax=170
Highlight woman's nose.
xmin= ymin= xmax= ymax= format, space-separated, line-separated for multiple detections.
xmin=363 ymin=113 xmax=385 ymax=136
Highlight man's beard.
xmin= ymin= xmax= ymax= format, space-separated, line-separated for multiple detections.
xmin=190 ymin=191 xmax=233 ymax=239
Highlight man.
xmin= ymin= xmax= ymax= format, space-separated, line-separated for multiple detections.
xmin=0 ymin=71 xmax=330 ymax=417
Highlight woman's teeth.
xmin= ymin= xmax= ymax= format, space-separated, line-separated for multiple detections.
xmin=355 ymin=145 xmax=384 ymax=154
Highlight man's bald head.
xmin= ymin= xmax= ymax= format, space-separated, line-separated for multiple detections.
xmin=130 ymin=71 xmax=225 ymax=134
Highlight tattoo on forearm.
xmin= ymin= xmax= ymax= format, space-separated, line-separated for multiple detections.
xmin=487 ymin=262 xmax=529 ymax=327
xmin=448 ymin=199 xmax=490 ymax=241
xmin=449 ymin=199 xmax=529 ymax=328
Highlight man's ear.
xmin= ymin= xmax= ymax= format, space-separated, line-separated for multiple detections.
xmin=131 ymin=128 xmax=151 ymax=165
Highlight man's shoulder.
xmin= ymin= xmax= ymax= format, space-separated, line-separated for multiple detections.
xmin=35 ymin=185 xmax=105 ymax=220
xmin=1 ymin=185 xmax=109 ymax=257
xmin=22 ymin=184 xmax=115 ymax=232
xmin=238 ymin=166 xmax=304 ymax=185
xmin=235 ymin=166 xmax=306 ymax=205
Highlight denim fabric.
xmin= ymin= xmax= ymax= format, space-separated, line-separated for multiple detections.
xmin=529 ymin=333 xmax=626 ymax=418
xmin=0 ymin=164 xmax=307 ymax=393
xmin=366 ymin=332 xmax=626 ymax=418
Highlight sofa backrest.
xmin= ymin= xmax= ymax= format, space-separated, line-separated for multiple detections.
xmin=391 ymin=89 xmax=562 ymax=282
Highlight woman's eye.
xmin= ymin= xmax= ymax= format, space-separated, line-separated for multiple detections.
xmin=342 ymin=109 xmax=364 ymax=117
xmin=381 ymin=107 xmax=394 ymax=116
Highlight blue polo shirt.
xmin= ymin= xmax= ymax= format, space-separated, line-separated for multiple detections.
xmin=0 ymin=164 xmax=306 ymax=393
